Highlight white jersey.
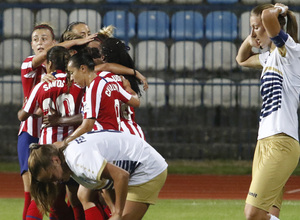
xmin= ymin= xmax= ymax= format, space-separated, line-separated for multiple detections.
xmin=63 ymin=130 xmax=168 ymax=190
xmin=258 ymin=35 xmax=300 ymax=141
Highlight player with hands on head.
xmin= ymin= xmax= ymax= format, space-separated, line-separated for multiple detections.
xmin=236 ymin=3 xmax=300 ymax=220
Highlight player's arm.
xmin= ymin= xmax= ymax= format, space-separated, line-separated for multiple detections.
xmin=121 ymin=77 xmax=140 ymax=108
xmin=17 ymin=107 xmax=42 ymax=121
xmin=18 ymin=109 xmax=31 ymax=121
xmin=261 ymin=4 xmax=286 ymax=39
xmin=43 ymin=107 xmax=83 ymax=127
xmin=32 ymin=34 xmax=96 ymax=69
xmin=101 ymin=163 xmax=129 ymax=219
xmin=54 ymin=118 xmax=95 ymax=148
xmin=236 ymin=35 xmax=262 ymax=69
xmin=95 ymin=63 xmax=148 ymax=91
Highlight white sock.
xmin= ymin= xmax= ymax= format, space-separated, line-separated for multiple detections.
xmin=270 ymin=214 xmax=280 ymax=220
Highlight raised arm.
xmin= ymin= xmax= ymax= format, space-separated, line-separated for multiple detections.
xmin=261 ymin=4 xmax=287 ymax=38
xmin=95 ymin=63 xmax=148 ymax=91
xmin=122 ymin=77 xmax=140 ymax=108
xmin=32 ymin=34 xmax=96 ymax=70
xmin=236 ymin=35 xmax=262 ymax=69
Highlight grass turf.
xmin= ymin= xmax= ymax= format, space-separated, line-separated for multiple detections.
xmin=3 ymin=159 xmax=300 ymax=175
xmin=2 ymin=199 xmax=300 ymax=220
xmin=0 ymin=159 xmax=254 ymax=174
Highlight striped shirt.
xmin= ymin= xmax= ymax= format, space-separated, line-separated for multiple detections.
xmin=83 ymin=75 xmax=132 ymax=131
xmin=23 ymin=71 xmax=84 ymax=144
xmin=98 ymin=71 xmax=145 ymax=139
xmin=258 ymin=34 xmax=300 ymax=141
xmin=19 ymin=55 xmax=46 ymax=138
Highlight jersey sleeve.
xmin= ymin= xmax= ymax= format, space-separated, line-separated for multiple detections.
xmin=283 ymin=35 xmax=300 ymax=60
xmin=66 ymin=145 xmax=109 ymax=188
xmin=23 ymin=82 xmax=43 ymax=114
xmin=117 ymin=83 xmax=132 ymax=103
xmin=83 ymin=80 xmax=102 ymax=119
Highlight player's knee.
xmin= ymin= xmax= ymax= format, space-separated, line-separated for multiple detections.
xmin=244 ymin=205 xmax=266 ymax=220
xmin=244 ymin=205 xmax=257 ymax=220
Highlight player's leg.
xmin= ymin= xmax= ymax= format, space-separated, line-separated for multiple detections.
xmin=244 ymin=204 xmax=270 ymax=220
xmin=78 ymin=185 xmax=107 ymax=220
xmin=66 ymin=180 xmax=85 ymax=220
xmin=17 ymin=132 xmax=40 ymax=220
xmin=49 ymin=183 xmax=75 ymax=220
xmin=124 ymin=169 xmax=167 ymax=220
xmin=245 ymin=134 xmax=300 ymax=220
xmin=122 ymin=201 xmax=149 ymax=220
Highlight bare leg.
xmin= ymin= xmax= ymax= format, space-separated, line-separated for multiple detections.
xmin=77 ymin=185 xmax=98 ymax=210
xmin=22 ymin=171 xmax=31 ymax=192
xmin=245 ymin=203 xmax=272 ymax=220
xmin=122 ymin=201 xmax=149 ymax=220
xmin=269 ymin=206 xmax=280 ymax=218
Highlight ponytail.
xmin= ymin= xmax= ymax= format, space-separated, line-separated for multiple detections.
xmin=286 ymin=10 xmax=298 ymax=43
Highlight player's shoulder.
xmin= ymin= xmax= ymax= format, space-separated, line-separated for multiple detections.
xmin=23 ymin=55 xmax=35 ymax=62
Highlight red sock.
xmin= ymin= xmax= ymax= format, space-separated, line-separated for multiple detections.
xmin=102 ymin=205 xmax=112 ymax=219
xmin=85 ymin=206 xmax=106 ymax=220
xmin=72 ymin=204 xmax=85 ymax=220
xmin=22 ymin=192 xmax=31 ymax=220
xmin=50 ymin=196 xmax=74 ymax=220
xmin=26 ymin=200 xmax=43 ymax=220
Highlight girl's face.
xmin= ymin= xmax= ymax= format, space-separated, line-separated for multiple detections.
xmin=31 ymin=29 xmax=56 ymax=55
xmin=250 ymin=15 xmax=272 ymax=49
xmin=37 ymin=156 xmax=70 ymax=183
xmin=71 ymin=24 xmax=91 ymax=38
xmin=68 ymin=61 xmax=85 ymax=87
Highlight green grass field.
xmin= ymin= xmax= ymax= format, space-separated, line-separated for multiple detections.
xmin=1 ymin=199 xmax=300 ymax=220
xmin=1 ymin=160 xmax=300 ymax=219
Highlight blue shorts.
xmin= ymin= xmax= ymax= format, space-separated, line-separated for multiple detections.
xmin=17 ymin=132 xmax=39 ymax=175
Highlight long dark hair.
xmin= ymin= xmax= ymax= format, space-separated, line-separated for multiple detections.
xmin=68 ymin=48 xmax=96 ymax=71
xmin=101 ymin=38 xmax=141 ymax=96
xmin=47 ymin=46 xmax=72 ymax=88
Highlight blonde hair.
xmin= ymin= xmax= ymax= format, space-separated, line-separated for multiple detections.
xmin=99 ymin=25 xmax=115 ymax=38
xmin=60 ymin=31 xmax=83 ymax=42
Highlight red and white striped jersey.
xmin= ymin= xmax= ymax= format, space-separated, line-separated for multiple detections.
xmin=19 ymin=55 xmax=46 ymax=138
xmin=83 ymin=75 xmax=131 ymax=131
xmin=23 ymin=71 xmax=85 ymax=144
xmin=98 ymin=71 xmax=145 ymax=139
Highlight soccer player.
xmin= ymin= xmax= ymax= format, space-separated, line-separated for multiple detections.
xmin=18 ymin=46 xmax=85 ymax=220
xmin=96 ymin=37 xmax=146 ymax=139
xmin=28 ymin=130 xmax=168 ymax=220
xmin=236 ymin=3 xmax=300 ymax=220
xmin=55 ymin=49 xmax=140 ymax=147
xmin=18 ymin=23 xmax=56 ymax=220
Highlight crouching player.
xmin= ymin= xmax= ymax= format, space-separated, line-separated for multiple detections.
xmin=28 ymin=130 xmax=168 ymax=220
